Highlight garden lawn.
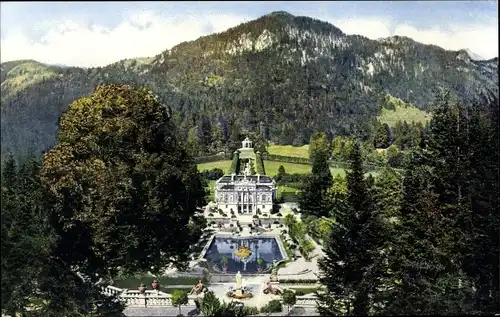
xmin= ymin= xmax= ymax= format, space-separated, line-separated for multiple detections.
xmin=197 ymin=160 xmax=312 ymax=176
xmin=264 ymin=161 xmax=311 ymax=176
xmin=266 ymin=162 xmax=353 ymax=178
xmin=197 ymin=160 xmax=232 ymax=173
xmin=197 ymin=160 xmax=377 ymax=179
xmin=277 ymin=184 xmax=301 ymax=203
xmin=267 ymin=144 xmax=310 ymax=158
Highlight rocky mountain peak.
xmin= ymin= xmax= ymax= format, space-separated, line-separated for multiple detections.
xmin=463 ymin=48 xmax=486 ymax=61
xmin=1 ymin=11 xmax=498 ymax=160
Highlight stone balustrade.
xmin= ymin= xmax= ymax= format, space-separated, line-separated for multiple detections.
xmin=102 ymin=285 xmax=125 ymax=296
xmin=101 ymin=286 xmax=203 ymax=307
xmin=286 ymin=294 xmax=318 ymax=308
xmin=102 ymin=285 xmax=317 ymax=308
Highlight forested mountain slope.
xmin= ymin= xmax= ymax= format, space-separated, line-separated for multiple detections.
xmin=1 ymin=11 xmax=498 ymax=159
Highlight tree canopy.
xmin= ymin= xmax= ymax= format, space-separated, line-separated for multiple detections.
xmin=40 ymin=84 xmax=207 ymax=280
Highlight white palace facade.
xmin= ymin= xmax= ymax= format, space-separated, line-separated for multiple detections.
xmin=214 ymin=138 xmax=277 ymax=214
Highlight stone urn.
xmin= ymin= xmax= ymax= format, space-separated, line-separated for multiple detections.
xmin=138 ymin=283 xmax=147 ymax=294
xmin=152 ymin=280 xmax=160 ymax=291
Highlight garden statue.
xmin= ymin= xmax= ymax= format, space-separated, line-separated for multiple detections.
xmin=270 ymin=266 xmax=278 ymax=282
xmin=190 ymin=279 xmax=206 ymax=295
xmin=263 ymin=280 xmax=281 ymax=295
xmin=226 ymin=271 xmax=253 ymax=300
xmin=138 ymin=283 xmax=147 ymax=294
xmin=235 ymin=271 xmax=243 ymax=297
xmin=152 ymin=280 xmax=160 ymax=291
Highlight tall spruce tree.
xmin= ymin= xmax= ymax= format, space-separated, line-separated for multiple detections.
xmin=379 ymin=149 xmax=474 ymax=315
xmin=299 ymin=132 xmax=333 ymax=217
xmin=317 ymin=141 xmax=384 ymax=315
xmin=459 ymin=96 xmax=500 ymax=314
xmin=372 ymin=167 xmax=403 ymax=225
xmin=424 ymin=92 xmax=500 ymax=314
xmin=1 ymin=158 xmax=61 ymax=316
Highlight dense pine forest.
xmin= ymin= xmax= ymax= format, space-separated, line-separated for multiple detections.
xmin=307 ymin=92 xmax=499 ymax=315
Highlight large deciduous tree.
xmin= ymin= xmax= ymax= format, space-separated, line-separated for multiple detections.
xmin=40 ymin=84 xmax=206 ymax=282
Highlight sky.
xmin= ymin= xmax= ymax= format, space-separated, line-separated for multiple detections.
xmin=1 ymin=1 xmax=498 ymax=67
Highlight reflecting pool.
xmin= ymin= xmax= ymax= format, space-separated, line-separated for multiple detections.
xmin=202 ymin=236 xmax=286 ymax=274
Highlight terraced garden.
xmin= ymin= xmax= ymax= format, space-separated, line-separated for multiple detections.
xmin=197 ymin=160 xmax=346 ymax=177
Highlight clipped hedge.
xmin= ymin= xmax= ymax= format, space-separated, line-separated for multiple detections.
xmin=199 ymin=168 xmax=224 ymax=180
xmin=255 ymin=152 xmax=266 ymax=175
xmin=230 ymin=150 xmax=240 ymax=174
xmin=264 ymin=153 xmax=310 ymax=165
xmin=195 ymin=154 xmax=226 ymax=164
xmin=276 ymin=173 xmax=308 ymax=184
xmin=278 ymin=278 xmax=319 ymax=284
xmin=263 ymin=153 xmax=382 ymax=172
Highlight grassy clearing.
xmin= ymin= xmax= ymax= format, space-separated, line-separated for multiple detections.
xmin=267 ymin=144 xmax=310 ymax=158
xmin=377 ymin=102 xmax=431 ymax=127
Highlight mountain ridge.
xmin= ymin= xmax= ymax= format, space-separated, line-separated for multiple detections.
xmin=2 ymin=12 xmax=495 ymax=69
xmin=1 ymin=11 xmax=498 ymax=159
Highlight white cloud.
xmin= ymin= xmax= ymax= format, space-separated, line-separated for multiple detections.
xmin=393 ymin=23 xmax=498 ymax=60
xmin=319 ymin=16 xmax=498 ymax=60
xmin=335 ymin=18 xmax=393 ymax=40
xmin=1 ymin=11 xmax=498 ymax=67
xmin=0 ymin=11 xmax=249 ymax=67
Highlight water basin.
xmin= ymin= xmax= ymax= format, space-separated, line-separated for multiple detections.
xmin=202 ymin=235 xmax=286 ymax=274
